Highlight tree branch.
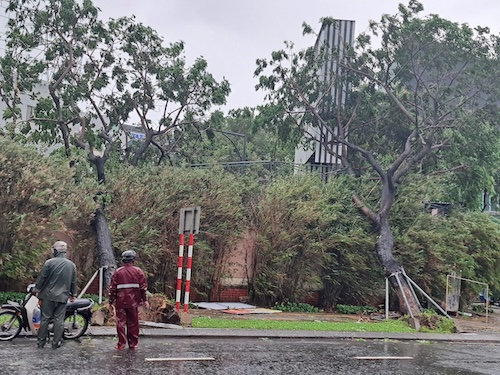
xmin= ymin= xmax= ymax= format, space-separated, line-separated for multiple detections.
xmin=352 ymin=194 xmax=379 ymax=225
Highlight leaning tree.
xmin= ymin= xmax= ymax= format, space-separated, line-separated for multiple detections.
xmin=255 ymin=0 xmax=500 ymax=316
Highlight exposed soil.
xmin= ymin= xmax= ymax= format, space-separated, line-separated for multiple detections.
xmin=451 ymin=313 xmax=500 ymax=333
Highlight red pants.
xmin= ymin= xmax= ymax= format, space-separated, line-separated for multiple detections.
xmin=115 ymin=307 xmax=139 ymax=348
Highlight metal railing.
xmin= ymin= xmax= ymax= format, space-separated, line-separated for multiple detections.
xmin=190 ymin=160 xmax=344 ymax=181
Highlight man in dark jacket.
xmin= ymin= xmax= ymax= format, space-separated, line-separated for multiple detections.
xmin=35 ymin=241 xmax=77 ymax=349
xmin=109 ymin=250 xmax=149 ymax=350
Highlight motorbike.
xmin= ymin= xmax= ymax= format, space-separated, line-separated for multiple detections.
xmin=0 ymin=284 xmax=94 ymax=341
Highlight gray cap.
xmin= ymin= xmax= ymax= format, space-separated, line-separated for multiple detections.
xmin=52 ymin=241 xmax=68 ymax=253
xmin=122 ymin=250 xmax=137 ymax=263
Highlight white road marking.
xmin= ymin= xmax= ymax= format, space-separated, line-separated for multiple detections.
xmin=145 ymin=357 xmax=216 ymax=362
xmin=355 ymin=356 xmax=414 ymax=360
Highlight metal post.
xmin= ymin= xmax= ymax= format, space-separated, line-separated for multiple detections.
xmin=445 ymin=275 xmax=449 ymax=312
xmin=405 ymin=274 xmax=451 ymax=319
xmin=175 ymin=234 xmax=185 ymax=311
xmin=98 ymin=267 xmax=104 ymax=304
xmin=78 ymin=268 xmax=100 ymax=298
xmin=486 ymin=285 xmax=489 ymax=323
xmin=402 ymin=270 xmax=422 ymax=311
xmin=183 ymin=234 xmax=195 ymax=313
xmin=385 ymin=277 xmax=389 ymax=320
xmin=394 ymin=272 xmax=414 ymax=319
xmin=242 ymin=135 xmax=247 ymax=162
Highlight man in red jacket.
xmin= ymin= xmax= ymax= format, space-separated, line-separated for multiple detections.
xmin=109 ymin=250 xmax=149 ymax=350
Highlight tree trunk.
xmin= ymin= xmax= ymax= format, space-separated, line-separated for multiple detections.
xmin=93 ymin=207 xmax=116 ymax=291
xmin=376 ymin=216 xmax=422 ymax=315
xmin=130 ymin=134 xmax=153 ymax=166
xmin=93 ymin=157 xmax=106 ymax=185
xmin=320 ymin=281 xmax=344 ymax=312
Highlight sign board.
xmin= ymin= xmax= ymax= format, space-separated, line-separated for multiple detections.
xmin=131 ymin=132 xmax=145 ymax=140
xmin=179 ymin=206 xmax=201 ymax=234
xmin=447 ymin=275 xmax=461 ymax=313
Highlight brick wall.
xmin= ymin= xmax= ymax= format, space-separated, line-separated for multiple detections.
xmin=188 ymin=287 xmax=249 ymax=303
xmin=189 ymin=287 xmax=321 ymax=306
xmin=219 ymin=287 xmax=249 ymax=302
xmin=82 ymin=275 xmax=100 ymax=296
xmin=303 ymin=291 xmax=320 ymax=306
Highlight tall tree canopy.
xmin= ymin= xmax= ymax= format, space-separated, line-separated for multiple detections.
xmin=107 ymin=17 xmax=231 ymax=166
xmin=255 ymin=0 xmax=500 ymax=315
xmin=5 ymin=0 xmax=231 ymax=288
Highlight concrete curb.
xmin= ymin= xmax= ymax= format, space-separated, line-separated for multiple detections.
xmin=85 ymin=326 xmax=500 ymax=343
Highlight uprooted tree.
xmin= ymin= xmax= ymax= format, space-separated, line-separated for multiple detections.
xmin=255 ymin=1 xmax=500 ymax=316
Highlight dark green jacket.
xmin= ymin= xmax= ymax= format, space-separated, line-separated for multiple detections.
xmin=35 ymin=253 xmax=77 ymax=303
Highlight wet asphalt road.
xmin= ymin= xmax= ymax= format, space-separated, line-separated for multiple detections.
xmin=2 ymin=337 xmax=500 ymax=374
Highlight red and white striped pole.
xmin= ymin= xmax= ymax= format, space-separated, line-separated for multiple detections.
xmin=183 ymin=233 xmax=195 ymax=313
xmin=175 ymin=234 xmax=185 ymax=311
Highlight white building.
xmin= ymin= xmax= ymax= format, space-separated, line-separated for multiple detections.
xmin=0 ymin=1 xmax=143 ymax=151
xmin=294 ymin=19 xmax=355 ymax=177
xmin=0 ymin=0 xmax=49 ymax=131
xmin=0 ymin=0 xmax=8 ymax=54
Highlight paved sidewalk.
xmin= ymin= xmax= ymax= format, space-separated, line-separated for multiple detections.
xmin=86 ymin=325 xmax=500 ymax=343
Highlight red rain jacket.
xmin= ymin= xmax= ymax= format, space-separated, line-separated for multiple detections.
xmin=109 ymin=263 xmax=147 ymax=309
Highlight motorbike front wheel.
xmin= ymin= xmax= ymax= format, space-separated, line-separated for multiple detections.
xmin=0 ymin=311 xmax=22 ymax=341
xmin=63 ymin=312 xmax=89 ymax=340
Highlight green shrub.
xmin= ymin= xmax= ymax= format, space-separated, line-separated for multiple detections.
xmin=108 ymin=165 xmax=249 ymax=300
xmin=81 ymin=294 xmax=103 ymax=304
xmin=0 ymin=292 xmax=26 ymax=305
xmin=471 ymin=304 xmax=493 ymax=314
xmin=417 ymin=309 xmax=456 ymax=333
xmin=336 ymin=304 xmax=378 ymax=314
xmin=273 ymin=302 xmax=322 ymax=313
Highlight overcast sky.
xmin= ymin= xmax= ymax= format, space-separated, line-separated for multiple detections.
xmin=93 ymin=0 xmax=500 ymax=112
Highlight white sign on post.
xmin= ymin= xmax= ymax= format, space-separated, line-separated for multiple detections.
xmin=178 ymin=206 xmax=201 ymax=234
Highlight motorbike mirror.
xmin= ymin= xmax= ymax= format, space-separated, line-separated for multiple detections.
xmin=27 ymin=283 xmax=36 ymax=292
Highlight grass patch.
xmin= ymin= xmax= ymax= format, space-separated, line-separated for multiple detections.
xmin=192 ymin=317 xmax=416 ymax=333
